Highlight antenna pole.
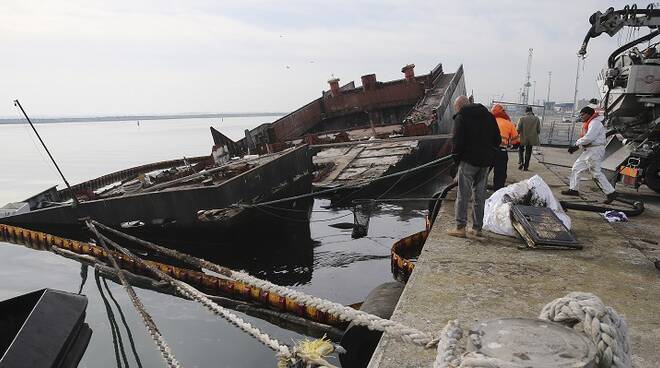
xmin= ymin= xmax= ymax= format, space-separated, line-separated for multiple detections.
xmin=541 ymin=71 xmax=552 ymax=130
xmin=522 ymin=48 xmax=533 ymax=105
xmin=572 ymin=55 xmax=583 ymax=116
xmin=13 ymin=100 xmax=79 ymax=205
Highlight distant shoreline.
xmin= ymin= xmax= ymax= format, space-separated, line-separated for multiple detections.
xmin=0 ymin=112 xmax=285 ymax=125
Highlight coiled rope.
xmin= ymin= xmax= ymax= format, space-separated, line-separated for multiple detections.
xmin=92 ymin=221 xmax=437 ymax=347
xmin=540 ymin=292 xmax=631 ymax=368
xmin=88 ymin=221 xmax=339 ymax=368
xmin=433 ymin=292 xmax=631 ymax=368
xmin=432 ymin=320 xmax=463 ymax=368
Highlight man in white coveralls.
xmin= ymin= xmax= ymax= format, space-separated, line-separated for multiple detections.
xmin=561 ymin=106 xmax=619 ymax=204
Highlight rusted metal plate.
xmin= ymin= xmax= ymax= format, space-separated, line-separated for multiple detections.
xmin=511 ymin=205 xmax=580 ymax=249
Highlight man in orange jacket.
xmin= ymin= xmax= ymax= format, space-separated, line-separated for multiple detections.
xmin=491 ymin=104 xmax=519 ymax=190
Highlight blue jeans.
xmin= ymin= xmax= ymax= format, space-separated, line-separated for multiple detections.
xmin=455 ymin=161 xmax=489 ymax=230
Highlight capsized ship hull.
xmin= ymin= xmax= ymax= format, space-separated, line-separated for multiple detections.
xmin=1 ymin=145 xmax=313 ymax=242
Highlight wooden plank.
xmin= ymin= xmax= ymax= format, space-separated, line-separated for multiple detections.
xmin=316 ymin=146 xmax=366 ymax=184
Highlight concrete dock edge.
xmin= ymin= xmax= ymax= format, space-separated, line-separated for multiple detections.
xmin=368 ymin=147 xmax=660 ymax=368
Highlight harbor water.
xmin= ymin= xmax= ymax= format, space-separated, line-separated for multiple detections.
xmin=0 ymin=117 xmax=441 ymax=367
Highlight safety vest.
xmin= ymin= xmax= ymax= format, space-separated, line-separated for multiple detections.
xmin=491 ymin=104 xmax=518 ymax=146
xmin=495 ymin=118 xmax=518 ymax=147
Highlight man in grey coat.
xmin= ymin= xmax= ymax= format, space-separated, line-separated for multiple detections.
xmin=517 ymin=106 xmax=541 ymax=171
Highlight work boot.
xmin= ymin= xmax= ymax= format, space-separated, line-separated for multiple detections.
xmin=604 ymin=191 xmax=619 ymax=204
xmin=468 ymin=228 xmax=486 ymax=240
xmin=518 ymin=164 xmax=523 ymax=170
xmin=447 ymin=227 xmax=466 ymax=238
xmin=561 ymin=189 xmax=580 ymax=196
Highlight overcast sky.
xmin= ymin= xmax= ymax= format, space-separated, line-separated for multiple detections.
xmin=0 ymin=0 xmax=648 ymax=117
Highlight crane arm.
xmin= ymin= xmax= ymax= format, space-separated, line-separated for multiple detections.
xmin=579 ymin=4 xmax=660 ymax=56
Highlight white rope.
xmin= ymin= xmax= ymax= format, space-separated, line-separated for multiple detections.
xmin=91 ymin=220 xmax=437 ymax=347
xmin=174 ymin=278 xmax=341 ymax=368
xmin=433 ymin=292 xmax=631 ymax=368
xmin=91 ymin=227 xmax=338 ymax=368
xmin=87 ymin=223 xmax=634 ymax=368
xmin=433 ymin=320 xmax=463 ymax=368
xmin=173 ymin=280 xmax=294 ymax=363
xmin=85 ymin=223 xmax=182 ymax=368
xmin=432 ymin=320 xmax=526 ymax=368
xmin=227 ymin=269 xmax=436 ymax=347
xmin=539 ymin=292 xmax=632 ymax=368
xmin=114 ymin=266 xmax=182 ymax=368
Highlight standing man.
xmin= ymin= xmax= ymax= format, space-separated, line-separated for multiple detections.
xmin=517 ymin=106 xmax=541 ymax=171
xmin=491 ymin=104 xmax=519 ymax=190
xmin=561 ymin=106 xmax=619 ymax=203
xmin=448 ymin=96 xmax=501 ymax=238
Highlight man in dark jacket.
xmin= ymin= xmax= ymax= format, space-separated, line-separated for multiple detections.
xmin=448 ymin=95 xmax=501 ymax=238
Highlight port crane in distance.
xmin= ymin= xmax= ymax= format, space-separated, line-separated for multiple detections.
xmin=579 ymin=4 xmax=660 ymax=193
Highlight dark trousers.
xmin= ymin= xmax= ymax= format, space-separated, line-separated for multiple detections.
xmin=493 ymin=149 xmax=508 ymax=190
xmin=519 ymin=145 xmax=532 ymax=169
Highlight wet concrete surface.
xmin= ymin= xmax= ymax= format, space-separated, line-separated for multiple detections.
xmin=369 ymin=146 xmax=660 ymax=368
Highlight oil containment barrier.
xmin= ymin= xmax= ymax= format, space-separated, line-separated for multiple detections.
xmin=0 ymin=224 xmax=344 ymax=328
xmin=390 ymin=230 xmax=428 ymax=282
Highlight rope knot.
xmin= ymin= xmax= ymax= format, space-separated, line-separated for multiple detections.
xmin=291 ymin=335 xmax=339 ymax=368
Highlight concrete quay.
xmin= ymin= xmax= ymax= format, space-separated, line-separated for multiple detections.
xmin=368 ymin=147 xmax=660 ymax=368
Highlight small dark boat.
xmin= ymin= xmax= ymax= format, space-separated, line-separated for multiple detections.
xmin=0 ymin=288 xmax=92 ymax=368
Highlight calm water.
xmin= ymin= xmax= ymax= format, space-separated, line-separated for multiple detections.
xmin=0 ymin=117 xmax=434 ymax=367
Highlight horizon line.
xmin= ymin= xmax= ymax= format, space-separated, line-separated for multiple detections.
xmin=0 ymin=112 xmax=287 ymax=124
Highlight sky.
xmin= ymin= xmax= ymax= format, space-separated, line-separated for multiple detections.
xmin=0 ymin=0 xmax=650 ymax=117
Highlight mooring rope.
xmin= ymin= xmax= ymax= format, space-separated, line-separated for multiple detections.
xmin=51 ymin=242 xmax=345 ymax=342
xmin=90 ymin=221 xmax=339 ymax=368
xmin=432 ymin=320 xmax=463 ymax=368
xmin=85 ymin=221 xmax=182 ymax=368
xmin=92 ymin=220 xmax=438 ymax=347
xmin=540 ymin=292 xmax=631 ymax=368
xmin=433 ymin=292 xmax=631 ymax=368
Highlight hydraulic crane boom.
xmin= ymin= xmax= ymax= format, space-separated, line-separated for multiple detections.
xmin=576 ymin=4 xmax=660 ymax=194
xmin=579 ymin=4 xmax=660 ymax=56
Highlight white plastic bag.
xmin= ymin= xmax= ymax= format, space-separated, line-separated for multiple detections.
xmin=483 ymin=175 xmax=571 ymax=237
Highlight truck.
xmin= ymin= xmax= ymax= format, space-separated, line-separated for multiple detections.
xmin=580 ymin=4 xmax=660 ymax=193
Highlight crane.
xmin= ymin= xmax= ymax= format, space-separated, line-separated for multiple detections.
xmin=578 ymin=4 xmax=660 ymax=193
xmin=522 ymin=48 xmax=533 ymax=105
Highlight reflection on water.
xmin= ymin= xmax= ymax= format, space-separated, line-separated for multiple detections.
xmin=0 ymin=118 xmax=449 ymax=367
xmin=0 ymin=197 xmax=430 ymax=367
